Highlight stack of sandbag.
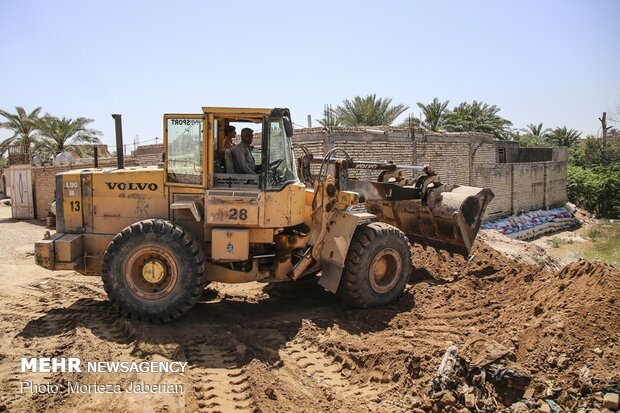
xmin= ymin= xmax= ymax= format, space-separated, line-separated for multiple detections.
xmin=481 ymin=206 xmax=578 ymax=240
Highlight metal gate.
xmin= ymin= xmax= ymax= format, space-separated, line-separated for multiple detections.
xmin=10 ymin=165 xmax=34 ymax=219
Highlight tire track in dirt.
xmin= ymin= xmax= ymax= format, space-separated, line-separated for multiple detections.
xmin=184 ymin=338 xmax=257 ymax=413
xmin=15 ymin=278 xmax=135 ymax=345
xmin=282 ymin=340 xmax=373 ymax=400
xmin=0 ymin=275 xmax=139 ymax=413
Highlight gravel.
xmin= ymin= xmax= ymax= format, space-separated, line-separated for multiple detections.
xmin=0 ymin=205 xmax=49 ymax=260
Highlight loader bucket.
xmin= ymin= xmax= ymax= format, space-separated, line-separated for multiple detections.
xmin=348 ymin=180 xmax=494 ymax=257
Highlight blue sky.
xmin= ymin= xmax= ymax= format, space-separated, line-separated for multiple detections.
xmin=1 ymin=0 xmax=619 ymax=150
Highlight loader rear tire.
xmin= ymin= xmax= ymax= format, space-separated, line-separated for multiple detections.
xmin=337 ymin=222 xmax=412 ymax=308
xmin=102 ymin=219 xmax=207 ymax=323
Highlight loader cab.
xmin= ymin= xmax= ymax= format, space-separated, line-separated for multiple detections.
xmin=163 ymin=107 xmax=298 ymax=190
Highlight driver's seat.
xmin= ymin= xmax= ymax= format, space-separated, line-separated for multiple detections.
xmin=224 ymin=149 xmax=237 ymax=173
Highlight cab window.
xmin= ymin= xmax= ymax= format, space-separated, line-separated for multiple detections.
xmin=266 ymin=120 xmax=298 ymax=190
xmin=166 ymin=118 xmax=203 ymax=185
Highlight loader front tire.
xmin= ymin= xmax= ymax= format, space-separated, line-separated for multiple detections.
xmin=102 ymin=219 xmax=207 ymax=323
xmin=337 ymin=222 xmax=412 ymax=308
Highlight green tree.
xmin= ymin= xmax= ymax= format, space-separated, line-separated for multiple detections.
xmin=34 ymin=115 xmax=102 ymax=158
xmin=547 ymin=126 xmax=581 ymax=147
xmin=569 ymin=135 xmax=620 ymax=168
xmin=518 ymin=123 xmax=551 ymax=147
xmin=318 ymin=105 xmax=341 ymax=128
xmin=335 ymin=94 xmax=409 ymax=127
xmin=416 ymin=98 xmax=449 ymax=131
xmin=398 ymin=113 xmax=421 ymax=128
xmin=0 ymin=106 xmax=42 ymax=156
xmin=567 ymin=165 xmax=620 ymax=218
xmin=443 ymin=100 xmax=513 ymax=139
xmin=567 ymin=134 xmax=620 ymax=218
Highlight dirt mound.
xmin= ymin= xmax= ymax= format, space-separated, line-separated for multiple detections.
xmin=1 ymin=224 xmax=619 ymax=412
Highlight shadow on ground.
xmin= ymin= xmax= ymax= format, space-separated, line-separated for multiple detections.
xmin=18 ymin=280 xmax=416 ymax=370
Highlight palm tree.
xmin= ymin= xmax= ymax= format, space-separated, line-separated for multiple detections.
xmin=524 ymin=123 xmax=550 ymax=138
xmin=335 ymin=94 xmax=409 ymax=127
xmin=0 ymin=106 xmax=42 ymax=156
xmin=443 ymin=100 xmax=512 ymax=139
xmin=318 ymin=105 xmax=341 ymax=128
xmin=518 ymin=123 xmax=551 ymax=147
xmin=547 ymin=126 xmax=581 ymax=147
xmin=34 ymin=115 xmax=102 ymax=159
xmin=398 ymin=113 xmax=421 ymax=128
xmin=416 ymin=98 xmax=449 ymax=131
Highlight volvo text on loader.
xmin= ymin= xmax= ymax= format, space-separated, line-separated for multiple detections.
xmin=35 ymin=107 xmax=493 ymax=323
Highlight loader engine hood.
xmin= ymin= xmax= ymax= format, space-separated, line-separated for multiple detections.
xmin=349 ymin=180 xmax=494 ymax=257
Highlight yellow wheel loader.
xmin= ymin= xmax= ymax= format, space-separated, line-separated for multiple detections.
xmin=35 ymin=107 xmax=493 ymax=323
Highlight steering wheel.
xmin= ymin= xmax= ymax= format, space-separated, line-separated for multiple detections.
xmin=267 ymin=159 xmax=285 ymax=186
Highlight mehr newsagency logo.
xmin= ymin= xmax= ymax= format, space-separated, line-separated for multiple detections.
xmin=19 ymin=357 xmax=186 ymax=394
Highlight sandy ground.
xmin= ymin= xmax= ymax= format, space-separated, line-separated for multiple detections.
xmin=0 ymin=204 xmax=618 ymax=412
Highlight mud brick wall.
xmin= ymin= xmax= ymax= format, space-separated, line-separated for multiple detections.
xmin=544 ymin=161 xmax=568 ymax=208
xmin=292 ymin=128 xmax=567 ymax=220
xmin=512 ymin=163 xmax=547 ymax=213
xmin=293 ymin=129 xmax=416 ymax=180
xmin=32 ymin=158 xmax=139 ymax=220
xmin=413 ymin=133 xmax=496 ymax=185
xmin=473 ymin=164 xmax=513 ymax=220
xmin=132 ymin=144 xmax=164 ymax=166
xmin=32 ymin=165 xmax=74 ymax=219
xmin=414 ymin=139 xmax=470 ymax=184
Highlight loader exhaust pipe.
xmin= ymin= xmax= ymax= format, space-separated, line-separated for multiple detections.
xmin=112 ymin=114 xmax=124 ymax=169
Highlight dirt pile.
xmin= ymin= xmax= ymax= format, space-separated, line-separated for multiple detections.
xmin=0 ymin=219 xmax=618 ymax=412
xmin=396 ymin=242 xmax=620 ymax=411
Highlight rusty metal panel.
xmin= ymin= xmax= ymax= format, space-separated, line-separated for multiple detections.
xmin=91 ymin=168 xmax=167 ymax=234
xmin=34 ymin=239 xmax=54 ymax=270
xmin=357 ymin=180 xmax=494 ymax=256
xmin=61 ymin=173 xmax=83 ymax=231
xmin=316 ymin=211 xmax=360 ymax=293
xmin=55 ymin=259 xmax=85 ymax=271
xmin=263 ymin=182 xmax=305 ymax=227
xmin=249 ymin=228 xmax=274 ymax=244
xmin=320 ymin=211 xmax=360 ymax=268
xmin=81 ymin=173 xmax=94 ymax=232
xmin=83 ymin=233 xmax=114 ymax=276
xmin=206 ymin=190 xmax=260 ymax=226
xmin=55 ymin=234 xmax=83 ymax=263
xmin=212 ymin=228 xmax=249 ymax=261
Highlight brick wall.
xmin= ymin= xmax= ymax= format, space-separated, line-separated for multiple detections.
xmin=512 ymin=163 xmax=546 ymax=213
xmin=32 ymin=158 xmax=139 ymax=220
xmin=33 ymin=165 xmax=75 ymax=219
xmin=292 ymin=128 xmax=568 ymax=220
xmin=132 ymin=144 xmax=163 ymax=166
xmin=472 ymin=164 xmax=513 ymax=220
xmin=293 ymin=129 xmax=416 ymax=180
xmin=545 ymin=161 xmax=567 ymax=208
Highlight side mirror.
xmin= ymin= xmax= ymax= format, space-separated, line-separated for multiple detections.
xmin=283 ymin=116 xmax=293 ymax=138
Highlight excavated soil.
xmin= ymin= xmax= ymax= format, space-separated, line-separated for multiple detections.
xmin=0 ymin=206 xmax=618 ymax=412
